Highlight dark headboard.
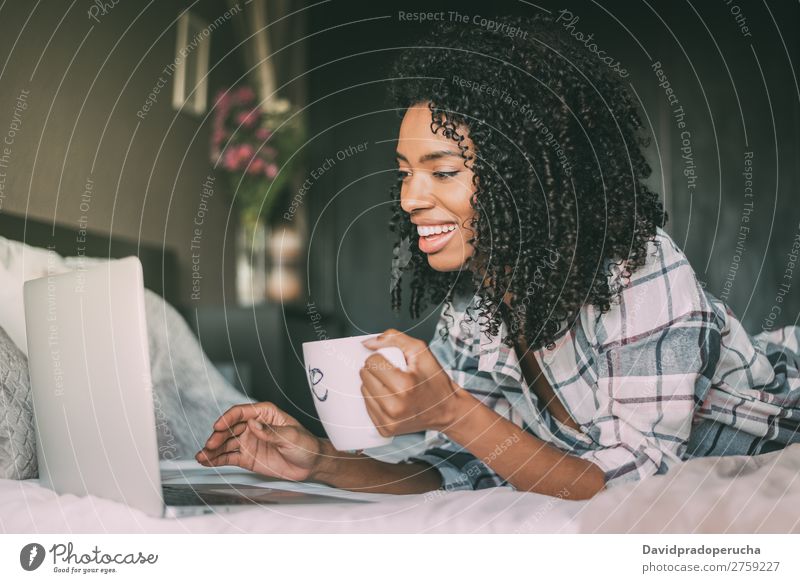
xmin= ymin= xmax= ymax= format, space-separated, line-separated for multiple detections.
xmin=0 ymin=211 xmax=179 ymax=306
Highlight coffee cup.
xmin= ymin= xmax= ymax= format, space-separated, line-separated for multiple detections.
xmin=302 ymin=333 xmax=407 ymax=451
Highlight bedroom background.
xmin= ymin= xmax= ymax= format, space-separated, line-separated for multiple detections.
xmin=0 ymin=0 xmax=797 ymax=451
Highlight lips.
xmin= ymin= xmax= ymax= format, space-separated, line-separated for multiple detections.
xmin=417 ymin=226 xmax=457 ymax=254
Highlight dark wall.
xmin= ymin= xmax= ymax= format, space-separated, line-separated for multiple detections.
xmin=0 ymin=0 xmax=244 ymax=308
xmin=643 ymin=2 xmax=800 ymax=334
xmin=302 ymin=0 xmax=799 ymax=341
xmin=5 ymin=0 xmax=794 ymax=344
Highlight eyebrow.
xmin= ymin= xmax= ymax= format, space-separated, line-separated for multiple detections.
xmin=395 ymin=149 xmax=462 ymax=164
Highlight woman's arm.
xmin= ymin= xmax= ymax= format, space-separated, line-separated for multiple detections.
xmin=199 ymin=395 xmax=604 ymax=497
xmin=310 ymin=440 xmax=443 ymax=494
xmin=310 ymin=387 xmax=606 ymax=498
xmin=358 ymin=329 xmax=607 ymax=499
xmin=198 ymin=402 xmax=444 ymax=495
xmin=440 ymin=389 xmax=606 ymax=500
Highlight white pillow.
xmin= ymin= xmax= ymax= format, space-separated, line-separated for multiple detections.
xmin=0 ymin=324 xmax=36 ymax=479
xmin=0 ymin=236 xmax=252 ymax=461
xmin=0 ymin=236 xmax=74 ymax=355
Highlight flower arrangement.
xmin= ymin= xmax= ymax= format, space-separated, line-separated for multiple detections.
xmin=210 ymin=85 xmax=303 ymax=225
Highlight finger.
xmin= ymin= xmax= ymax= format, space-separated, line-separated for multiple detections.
xmin=360 ymin=383 xmax=393 ymax=437
xmin=361 ymin=376 xmax=408 ymax=425
xmin=213 ymin=401 xmax=290 ymax=431
xmin=204 ymin=420 xmax=248 ymax=449
xmin=360 ymin=364 xmax=396 ymax=401
xmin=247 ymin=419 xmax=275 ymax=442
xmin=253 ymin=401 xmax=301 ymax=427
xmin=198 ymin=450 xmax=242 ymax=468
xmin=222 ymin=432 xmax=247 ymax=453
xmin=361 ymin=329 xmax=427 ymax=366
xmin=197 ymin=430 xmax=246 ymax=463
xmin=213 ymin=403 xmax=264 ymax=431
xmin=248 ymin=420 xmax=299 ymax=449
xmin=203 ymin=424 xmax=259 ymax=458
xmin=197 ymin=443 xmax=237 ymax=465
xmin=360 ymin=353 xmax=414 ymax=397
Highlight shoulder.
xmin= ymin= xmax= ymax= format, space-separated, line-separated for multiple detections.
xmin=586 ymin=227 xmax=713 ymax=350
xmin=604 ymin=227 xmax=690 ymax=291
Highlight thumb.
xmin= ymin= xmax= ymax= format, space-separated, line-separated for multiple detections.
xmin=248 ymin=419 xmax=297 ymax=447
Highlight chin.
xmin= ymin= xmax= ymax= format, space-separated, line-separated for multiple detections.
xmin=426 ymin=251 xmax=470 ymax=272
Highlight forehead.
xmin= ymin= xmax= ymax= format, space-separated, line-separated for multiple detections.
xmin=398 ymin=105 xmax=472 ymax=153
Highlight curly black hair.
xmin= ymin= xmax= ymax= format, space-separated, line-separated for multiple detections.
xmin=387 ymin=13 xmax=667 ymax=351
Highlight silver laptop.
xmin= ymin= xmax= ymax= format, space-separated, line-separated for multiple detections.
xmin=23 ymin=255 xmax=365 ymax=518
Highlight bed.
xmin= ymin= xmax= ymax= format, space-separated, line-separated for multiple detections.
xmin=1 ymin=444 xmax=798 ymax=533
xmin=1 ymin=211 xmax=799 ymax=534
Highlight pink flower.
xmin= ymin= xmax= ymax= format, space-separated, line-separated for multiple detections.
xmin=236 ymin=143 xmax=255 ymax=163
xmin=265 ymin=163 xmax=279 ymax=180
xmin=247 ymin=157 xmax=265 ymax=175
xmin=235 ymin=86 xmax=256 ymax=103
xmin=255 ymin=127 xmax=272 ymax=141
xmin=222 ymin=148 xmax=241 ymax=171
xmin=236 ymin=108 xmax=260 ymax=128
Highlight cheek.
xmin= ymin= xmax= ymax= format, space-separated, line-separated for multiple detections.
xmin=440 ymin=180 xmax=477 ymax=257
xmin=443 ymin=176 xmax=477 ymax=224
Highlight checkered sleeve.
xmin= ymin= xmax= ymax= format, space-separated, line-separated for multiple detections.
xmin=579 ymin=233 xmax=719 ymax=488
xmin=407 ymin=433 xmax=508 ymax=491
xmin=405 ymin=300 xmax=509 ymax=491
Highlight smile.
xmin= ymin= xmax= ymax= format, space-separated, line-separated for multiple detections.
xmin=416 ymin=223 xmax=457 ymax=254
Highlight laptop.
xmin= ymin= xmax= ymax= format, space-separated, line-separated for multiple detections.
xmin=22 ymin=255 xmax=369 ymax=518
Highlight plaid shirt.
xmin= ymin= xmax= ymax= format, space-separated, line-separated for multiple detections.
xmin=408 ymin=227 xmax=800 ymax=491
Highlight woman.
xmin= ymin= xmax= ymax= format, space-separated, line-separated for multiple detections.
xmin=197 ymin=15 xmax=800 ymax=500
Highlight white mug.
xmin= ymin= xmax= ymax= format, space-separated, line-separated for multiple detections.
xmin=302 ymin=333 xmax=407 ymax=451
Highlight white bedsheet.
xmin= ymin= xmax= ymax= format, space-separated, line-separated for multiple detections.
xmin=575 ymin=442 xmax=800 ymax=533
xmin=2 ymin=445 xmax=798 ymax=534
xmin=0 ymin=463 xmax=583 ymax=534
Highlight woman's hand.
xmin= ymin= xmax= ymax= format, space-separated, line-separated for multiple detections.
xmin=196 ymin=402 xmax=324 ymax=482
xmin=360 ymin=329 xmax=465 ymax=437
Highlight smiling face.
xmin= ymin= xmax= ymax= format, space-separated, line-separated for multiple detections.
xmin=396 ymin=103 xmax=478 ymax=272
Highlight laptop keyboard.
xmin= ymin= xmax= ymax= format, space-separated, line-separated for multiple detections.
xmin=162 ymin=482 xmax=368 ymax=506
xmin=162 ymin=483 xmax=262 ymax=506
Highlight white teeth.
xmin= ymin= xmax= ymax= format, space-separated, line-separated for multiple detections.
xmin=417 ymin=224 xmax=456 ymax=237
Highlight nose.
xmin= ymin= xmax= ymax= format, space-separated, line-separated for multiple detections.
xmin=399 ymin=173 xmax=436 ymax=215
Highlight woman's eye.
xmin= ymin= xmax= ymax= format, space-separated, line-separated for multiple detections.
xmin=433 ymin=170 xmax=459 ymax=179
xmin=397 ymin=169 xmax=411 ymax=180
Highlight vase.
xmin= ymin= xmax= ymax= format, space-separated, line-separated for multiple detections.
xmin=265 ymin=222 xmax=303 ymax=302
xmin=235 ymin=210 xmax=268 ymax=306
